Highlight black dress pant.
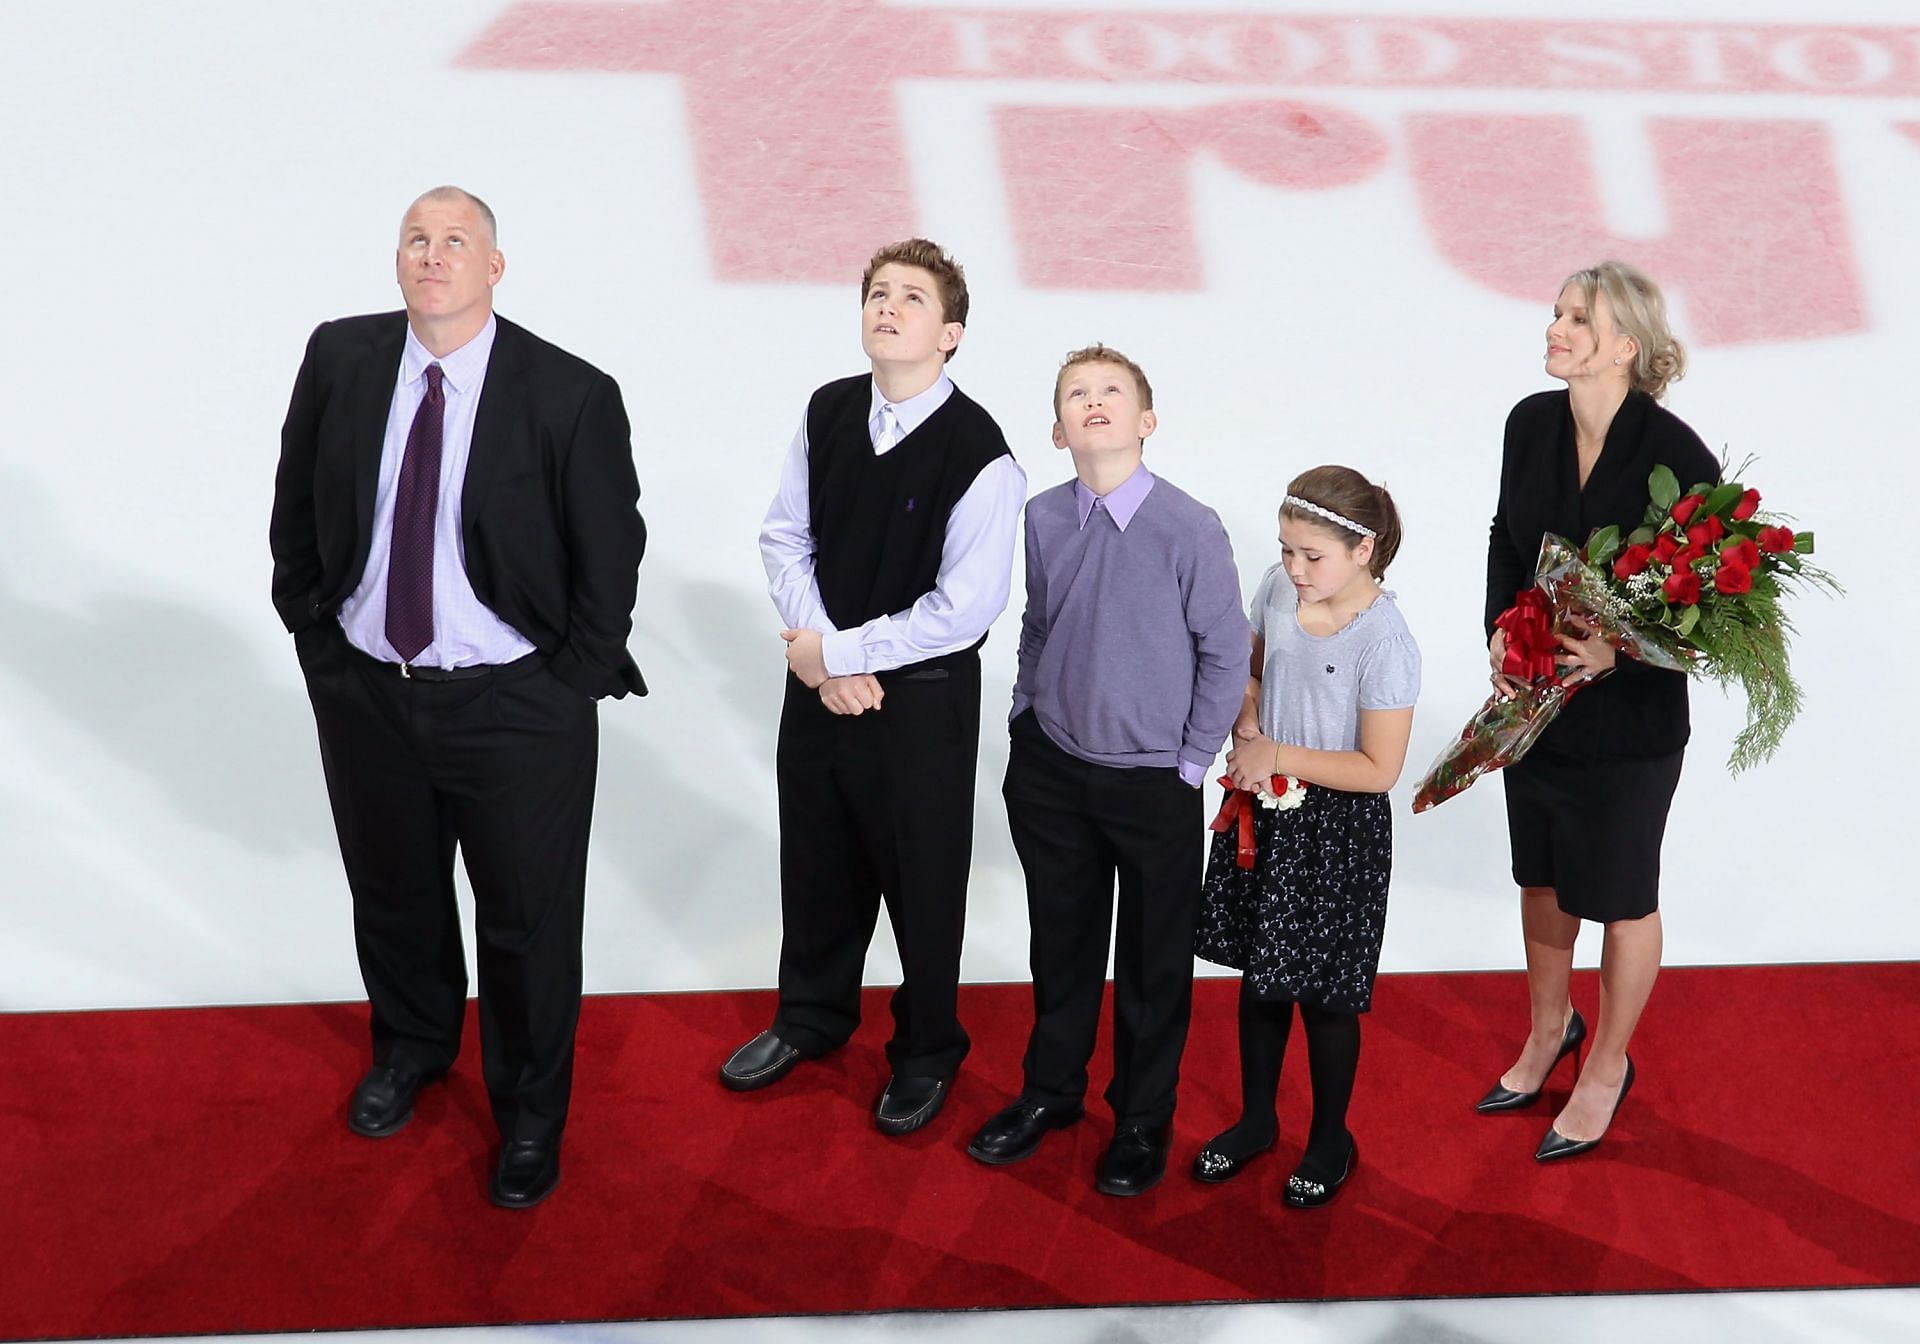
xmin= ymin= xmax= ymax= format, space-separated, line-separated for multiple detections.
xmin=1002 ymin=711 xmax=1205 ymax=1128
xmin=771 ymin=657 xmax=981 ymax=1078
xmin=299 ymin=625 xmax=598 ymax=1146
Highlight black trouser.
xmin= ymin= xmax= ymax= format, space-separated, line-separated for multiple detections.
xmin=1002 ymin=711 xmax=1204 ymax=1128
xmin=771 ymin=656 xmax=981 ymax=1079
xmin=299 ymin=624 xmax=598 ymax=1146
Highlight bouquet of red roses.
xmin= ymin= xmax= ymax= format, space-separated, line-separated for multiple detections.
xmin=1413 ymin=461 xmax=1833 ymax=812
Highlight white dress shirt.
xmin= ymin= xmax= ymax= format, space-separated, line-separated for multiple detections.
xmin=760 ymin=373 xmax=1027 ymax=678
xmin=339 ymin=315 xmax=537 ymax=668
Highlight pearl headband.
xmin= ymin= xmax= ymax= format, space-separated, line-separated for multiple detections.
xmin=1284 ymin=494 xmax=1377 ymax=539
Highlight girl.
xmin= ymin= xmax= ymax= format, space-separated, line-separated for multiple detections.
xmin=1190 ymin=466 xmax=1420 ymax=1207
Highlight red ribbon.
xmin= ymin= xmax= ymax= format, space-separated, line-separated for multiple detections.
xmin=1209 ymin=780 xmax=1258 ymax=869
xmin=1495 ymin=589 xmax=1560 ymax=683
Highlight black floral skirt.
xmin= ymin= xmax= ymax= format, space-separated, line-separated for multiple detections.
xmin=1194 ymin=786 xmax=1394 ymax=1013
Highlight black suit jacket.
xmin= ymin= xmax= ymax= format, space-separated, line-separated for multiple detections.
xmin=1485 ymin=388 xmax=1718 ymax=759
xmin=270 ymin=311 xmax=647 ymax=698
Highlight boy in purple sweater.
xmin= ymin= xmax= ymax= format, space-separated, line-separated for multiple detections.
xmin=967 ymin=345 xmax=1249 ymax=1195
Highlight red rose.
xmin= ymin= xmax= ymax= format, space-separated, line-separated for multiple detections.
xmin=1671 ymin=494 xmax=1708 ymax=526
xmin=1663 ymin=570 xmax=1702 ymax=605
xmin=1671 ymin=545 xmax=1701 ymax=571
xmin=1720 ymin=537 xmax=1761 ymax=571
xmin=1758 ymin=525 xmax=1796 ymax=553
xmin=1714 ymin=563 xmax=1754 ymax=595
xmin=1731 ymin=488 xmax=1761 ymax=521
xmin=1650 ymin=533 xmax=1682 ymax=565
xmin=1613 ymin=543 xmax=1654 ymax=580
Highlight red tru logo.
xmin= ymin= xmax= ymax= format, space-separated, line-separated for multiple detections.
xmin=461 ymin=4 xmax=1920 ymax=345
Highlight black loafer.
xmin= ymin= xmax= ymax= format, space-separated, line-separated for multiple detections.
xmin=719 ymin=1030 xmax=802 ymax=1092
xmin=966 ymin=1099 xmax=1083 ymax=1165
xmin=874 ymin=1074 xmax=948 ymax=1135
xmin=1096 ymin=1123 xmax=1170 ymax=1197
xmin=347 ymin=1063 xmax=441 ymax=1138
xmin=490 ymin=1139 xmax=561 ymax=1209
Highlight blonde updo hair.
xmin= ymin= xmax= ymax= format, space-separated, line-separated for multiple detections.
xmin=1562 ymin=260 xmax=1687 ymax=400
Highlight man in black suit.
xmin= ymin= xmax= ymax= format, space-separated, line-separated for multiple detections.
xmin=270 ymin=186 xmax=644 ymax=1209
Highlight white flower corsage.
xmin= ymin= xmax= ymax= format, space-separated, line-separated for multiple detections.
xmin=1257 ymin=775 xmax=1309 ymax=811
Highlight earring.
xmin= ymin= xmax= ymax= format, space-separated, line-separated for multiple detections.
xmin=1613 ymin=357 xmax=1623 ymax=365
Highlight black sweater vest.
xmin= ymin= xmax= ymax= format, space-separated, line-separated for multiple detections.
xmin=805 ymin=375 xmax=1011 ymax=665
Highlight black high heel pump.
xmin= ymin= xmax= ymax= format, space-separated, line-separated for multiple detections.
xmin=1474 ymin=1009 xmax=1585 ymax=1113
xmin=1534 ymin=1055 xmax=1634 ymax=1162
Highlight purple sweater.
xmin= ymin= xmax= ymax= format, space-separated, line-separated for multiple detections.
xmin=1011 ymin=466 xmax=1250 ymax=782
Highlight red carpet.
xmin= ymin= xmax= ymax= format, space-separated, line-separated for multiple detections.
xmin=4 ymin=964 xmax=1918 ymax=1338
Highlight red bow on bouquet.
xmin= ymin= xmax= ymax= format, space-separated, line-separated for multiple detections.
xmin=1409 ymin=589 xmax=1587 ymax=815
xmin=1495 ymin=588 xmax=1562 ymax=685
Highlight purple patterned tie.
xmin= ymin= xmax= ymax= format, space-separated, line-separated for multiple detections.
xmin=385 ymin=363 xmax=444 ymax=663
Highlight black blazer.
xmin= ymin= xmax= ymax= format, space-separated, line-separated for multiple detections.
xmin=1485 ymin=388 xmax=1717 ymax=759
xmin=270 ymin=312 xmax=647 ymax=698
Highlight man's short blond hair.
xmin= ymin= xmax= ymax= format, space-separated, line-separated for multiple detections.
xmin=1052 ymin=344 xmax=1154 ymax=418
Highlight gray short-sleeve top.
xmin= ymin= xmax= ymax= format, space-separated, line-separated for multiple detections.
xmin=1251 ymin=563 xmax=1422 ymax=752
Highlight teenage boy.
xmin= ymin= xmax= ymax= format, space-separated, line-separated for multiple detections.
xmin=720 ymin=240 xmax=1026 ymax=1137
xmin=967 ymin=345 xmax=1248 ymax=1195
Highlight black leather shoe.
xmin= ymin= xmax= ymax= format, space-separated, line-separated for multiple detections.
xmin=1095 ymin=1123 xmax=1170 ymax=1196
xmin=1535 ymin=1055 xmax=1635 ymax=1162
xmin=489 ymin=1139 xmax=561 ymax=1208
xmin=1284 ymin=1134 xmax=1357 ymax=1209
xmin=719 ymin=1030 xmax=802 ymax=1092
xmin=966 ymin=1099 xmax=1083 ymax=1165
xmin=347 ymin=1063 xmax=441 ymax=1138
xmin=1476 ymin=1009 xmax=1587 ymax=1113
xmin=874 ymin=1074 xmax=949 ymax=1135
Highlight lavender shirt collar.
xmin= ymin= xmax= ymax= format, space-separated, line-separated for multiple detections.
xmin=1073 ymin=463 xmax=1155 ymax=532
xmin=401 ymin=313 xmax=497 ymax=395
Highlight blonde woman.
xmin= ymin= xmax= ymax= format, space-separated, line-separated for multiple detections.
xmin=1477 ymin=262 xmax=1718 ymax=1160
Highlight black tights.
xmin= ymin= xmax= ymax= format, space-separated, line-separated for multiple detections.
xmin=1208 ymin=978 xmax=1360 ymax=1180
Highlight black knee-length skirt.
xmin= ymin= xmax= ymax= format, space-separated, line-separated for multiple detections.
xmin=1194 ymin=787 xmax=1393 ymax=1013
xmin=1502 ymin=744 xmax=1684 ymax=922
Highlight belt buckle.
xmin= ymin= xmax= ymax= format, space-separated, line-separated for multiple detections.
xmin=399 ymin=661 xmax=413 ymax=680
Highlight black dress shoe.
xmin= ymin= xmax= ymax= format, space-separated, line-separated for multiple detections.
xmin=490 ymin=1139 xmax=561 ymax=1209
xmin=1283 ymin=1134 xmax=1357 ymax=1209
xmin=347 ymin=1063 xmax=441 ymax=1138
xmin=874 ymin=1074 xmax=949 ymax=1135
xmin=1095 ymin=1123 xmax=1170 ymax=1197
xmin=1476 ymin=1009 xmax=1587 ymax=1113
xmin=719 ymin=1030 xmax=802 ymax=1092
xmin=966 ymin=1099 xmax=1083 ymax=1165
xmin=1535 ymin=1055 xmax=1635 ymax=1162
